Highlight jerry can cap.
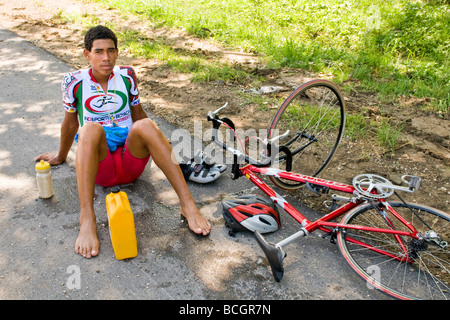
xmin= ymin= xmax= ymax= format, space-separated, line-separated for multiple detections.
xmin=111 ymin=186 xmax=121 ymax=193
xmin=35 ymin=159 xmax=50 ymax=170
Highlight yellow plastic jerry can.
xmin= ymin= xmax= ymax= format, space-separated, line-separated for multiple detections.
xmin=106 ymin=187 xmax=138 ymax=260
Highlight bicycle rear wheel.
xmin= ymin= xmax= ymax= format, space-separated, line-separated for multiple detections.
xmin=337 ymin=201 xmax=450 ymax=300
xmin=267 ymin=79 xmax=345 ymax=190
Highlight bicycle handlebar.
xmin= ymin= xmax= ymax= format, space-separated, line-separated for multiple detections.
xmin=207 ymin=103 xmax=261 ymax=166
xmin=207 ymin=102 xmax=292 ymax=170
xmin=208 ymin=102 xmax=229 ymax=119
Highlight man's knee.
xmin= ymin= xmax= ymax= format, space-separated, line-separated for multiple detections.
xmin=131 ymin=118 xmax=161 ymax=137
xmin=77 ymin=122 xmax=105 ymax=144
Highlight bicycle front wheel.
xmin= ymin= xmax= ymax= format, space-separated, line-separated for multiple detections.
xmin=337 ymin=201 xmax=450 ymax=300
xmin=267 ymin=79 xmax=345 ymax=190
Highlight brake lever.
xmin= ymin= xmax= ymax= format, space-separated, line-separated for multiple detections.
xmin=264 ymin=130 xmax=290 ymax=145
xmin=208 ymin=102 xmax=229 ymax=119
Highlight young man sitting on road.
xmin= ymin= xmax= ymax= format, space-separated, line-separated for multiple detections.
xmin=35 ymin=25 xmax=211 ymax=259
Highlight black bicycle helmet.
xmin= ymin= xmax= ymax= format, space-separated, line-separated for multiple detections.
xmin=222 ymin=194 xmax=281 ymax=234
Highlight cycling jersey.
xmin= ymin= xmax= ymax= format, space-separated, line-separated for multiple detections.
xmin=62 ymin=66 xmax=140 ymax=129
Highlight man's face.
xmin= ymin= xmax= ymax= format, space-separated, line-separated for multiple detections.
xmin=84 ymin=39 xmax=118 ymax=80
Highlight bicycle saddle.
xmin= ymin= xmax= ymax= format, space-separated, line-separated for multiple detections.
xmin=255 ymin=231 xmax=286 ymax=282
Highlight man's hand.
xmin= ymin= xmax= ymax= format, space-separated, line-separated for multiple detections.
xmin=35 ymin=152 xmax=66 ymax=166
xmin=35 ymin=111 xmax=78 ymax=166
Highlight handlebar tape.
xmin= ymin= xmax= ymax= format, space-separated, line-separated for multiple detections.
xmin=279 ymin=146 xmax=292 ymax=172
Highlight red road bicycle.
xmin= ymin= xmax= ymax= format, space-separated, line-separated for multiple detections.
xmin=207 ymin=79 xmax=449 ymax=300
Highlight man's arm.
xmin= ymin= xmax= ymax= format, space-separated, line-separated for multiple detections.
xmin=35 ymin=111 xmax=79 ymax=165
xmin=131 ymin=103 xmax=149 ymax=122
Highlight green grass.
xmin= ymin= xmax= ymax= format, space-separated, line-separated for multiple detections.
xmin=377 ymin=118 xmax=404 ymax=152
xmin=116 ymin=25 xmax=253 ymax=83
xmin=90 ymin=0 xmax=449 ymax=114
xmin=64 ymin=0 xmax=448 ymax=151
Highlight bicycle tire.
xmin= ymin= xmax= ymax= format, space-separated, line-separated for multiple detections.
xmin=337 ymin=201 xmax=450 ymax=300
xmin=267 ymin=79 xmax=345 ymax=190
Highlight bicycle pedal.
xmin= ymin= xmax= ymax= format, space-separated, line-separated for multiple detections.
xmin=306 ymin=182 xmax=329 ymax=195
xmin=402 ymin=175 xmax=422 ymax=191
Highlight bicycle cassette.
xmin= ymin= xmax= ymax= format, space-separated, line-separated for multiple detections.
xmin=352 ymin=174 xmax=395 ymax=199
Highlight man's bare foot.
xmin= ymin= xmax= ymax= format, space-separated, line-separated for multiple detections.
xmin=181 ymin=204 xmax=211 ymax=236
xmin=75 ymin=216 xmax=99 ymax=258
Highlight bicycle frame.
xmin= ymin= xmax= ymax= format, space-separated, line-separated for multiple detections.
xmin=241 ymin=164 xmax=419 ymax=259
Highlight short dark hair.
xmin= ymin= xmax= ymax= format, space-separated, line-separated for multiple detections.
xmin=84 ymin=25 xmax=118 ymax=51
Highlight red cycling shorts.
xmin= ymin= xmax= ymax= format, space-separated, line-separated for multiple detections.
xmin=95 ymin=142 xmax=151 ymax=187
